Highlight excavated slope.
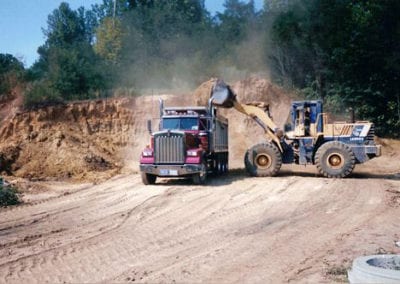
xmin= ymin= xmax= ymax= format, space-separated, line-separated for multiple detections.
xmin=0 ymin=76 xmax=292 ymax=180
xmin=0 ymin=98 xmax=136 ymax=181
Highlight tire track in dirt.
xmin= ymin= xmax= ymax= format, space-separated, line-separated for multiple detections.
xmin=0 ymin=175 xmax=156 ymax=265
xmin=0 ymin=175 xmax=283 ymax=282
xmin=0 ymin=172 xmax=399 ymax=283
xmin=1 ymin=197 xmax=161 ymax=282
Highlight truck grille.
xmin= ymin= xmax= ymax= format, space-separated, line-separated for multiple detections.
xmin=154 ymin=132 xmax=185 ymax=164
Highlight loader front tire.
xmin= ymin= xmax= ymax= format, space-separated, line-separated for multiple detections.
xmin=244 ymin=143 xmax=282 ymax=177
xmin=315 ymin=141 xmax=355 ymax=178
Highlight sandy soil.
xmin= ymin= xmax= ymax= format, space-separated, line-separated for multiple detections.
xmin=0 ymin=77 xmax=399 ymax=283
xmin=0 ymin=160 xmax=399 ymax=283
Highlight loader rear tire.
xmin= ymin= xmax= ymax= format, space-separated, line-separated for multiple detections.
xmin=141 ymin=172 xmax=156 ymax=185
xmin=315 ymin=141 xmax=355 ymax=178
xmin=244 ymin=143 xmax=282 ymax=177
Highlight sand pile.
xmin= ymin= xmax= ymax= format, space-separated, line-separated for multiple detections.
xmin=0 ymin=98 xmax=137 ymax=181
xmin=193 ymin=78 xmax=218 ymax=106
xmin=193 ymin=76 xmax=292 ymax=167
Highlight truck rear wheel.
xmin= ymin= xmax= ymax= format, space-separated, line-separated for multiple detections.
xmin=315 ymin=141 xmax=355 ymax=178
xmin=212 ymin=154 xmax=222 ymax=175
xmin=213 ymin=153 xmax=228 ymax=175
xmin=244 ymin=143 xmax=282 ymax=177
xmin=141 ymin=172 xmax=157 ymax=185
xmin=220 ymin=153 xmax=228 ymax=174
xmin=217 ymin=155 xmax=223 ymax=175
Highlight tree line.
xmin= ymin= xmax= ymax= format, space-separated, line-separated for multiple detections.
xmin=0 ymin=0 xmax=398 ymax=137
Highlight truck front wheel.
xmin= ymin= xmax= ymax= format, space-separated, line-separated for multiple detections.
xmin=244 ymin=143 xmax=282 ymax=177
xmin=141 ymin=172 xmax=157 ymax=185
xmin=315 ymin=141 xmax=355 ymax=178
xmin=193 ymin=162 xmax=207 ymax=185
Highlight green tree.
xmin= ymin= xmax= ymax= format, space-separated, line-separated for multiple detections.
xmin=117 ymin=0 xmax=210 ymax=88
xmin=0 ymin=54 xmax=25 ymax=97
xmin=29 ymin=2 xmax=107 ymax=104
xmin=217 ymin=0 xmax=258 ymax=43
xmin=269 ymin=0 xmax=400 ymax=137
xmin=94 ymin=17 xmax=123 ymax=63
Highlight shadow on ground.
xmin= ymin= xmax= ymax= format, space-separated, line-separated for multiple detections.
xmin=155 ymin=167 xmax=400 ymax=186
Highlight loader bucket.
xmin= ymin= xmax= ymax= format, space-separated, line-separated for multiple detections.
xmin=210 ymin=79 xmax=237 ymax=108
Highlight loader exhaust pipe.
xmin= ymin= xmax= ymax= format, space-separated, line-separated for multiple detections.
xmin=349 ymin=107 xmax=355 ymax=123
xmin=159 ymin=98 xmax=164 ymax=118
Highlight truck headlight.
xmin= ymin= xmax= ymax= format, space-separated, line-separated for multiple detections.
xmin=187 ymin=150 xmax=198 ymax=157
xmin=142 ymin=150 xmax=153 ymax=157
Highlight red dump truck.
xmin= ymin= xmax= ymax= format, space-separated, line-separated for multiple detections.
xmin=139 ymin=99 xmax=228 ymax=184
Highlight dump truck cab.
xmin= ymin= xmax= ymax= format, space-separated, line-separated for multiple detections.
xmin=139 ymin=100 xmax=228 ymax=185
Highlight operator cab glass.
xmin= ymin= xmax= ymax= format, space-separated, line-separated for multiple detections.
xmin=291 ymin=100 xmax=323 ymax=136
xmin=162 ymin=117 xmax=199 ymax=130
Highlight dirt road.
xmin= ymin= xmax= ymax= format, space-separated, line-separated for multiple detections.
xmin=1 ymin=164 xmax=399 ymax=283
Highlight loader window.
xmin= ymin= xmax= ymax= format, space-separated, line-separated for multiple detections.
xmin=304 ymin=108 xmax=311 ymax=136
xmin=295 ymin=109 xmax=302 ymax=126
xmin=162 ymin=118 xmax=199 ymax=130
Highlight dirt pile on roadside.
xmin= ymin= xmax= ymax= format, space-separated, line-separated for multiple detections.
xmin=358 ymin=138 xmax=400 ymax=175
xmin=193 ymin=78 xmax=218 ymax=106
xmin=0 ymin=98 xmax=137 ymax=181
xmin=0 ymin=86 xmax=23 ymax=123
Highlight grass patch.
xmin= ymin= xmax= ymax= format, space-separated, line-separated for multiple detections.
xmin=326 ymin=264 xmax=349 ymax=283
xmin=0 ymin=183 xmax=20 ymax=207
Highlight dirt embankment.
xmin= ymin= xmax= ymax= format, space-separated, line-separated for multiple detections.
xmin=0 ymin=76 xmax=291 ymax=180
xmin=0 ymin=98 xmax=137 ymax=181
xmin=0 ymin=86 xmax=24 ymax=124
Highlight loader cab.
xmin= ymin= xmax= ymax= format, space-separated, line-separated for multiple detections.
xmin=291 ymin=100 xmax=323 ymax=137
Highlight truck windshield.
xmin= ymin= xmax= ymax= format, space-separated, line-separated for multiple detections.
xmin=162 ymin=118 xmax=199 ymax=130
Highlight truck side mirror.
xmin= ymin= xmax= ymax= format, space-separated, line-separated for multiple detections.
xmin=147 ymin=120 xmax=152 ymax=134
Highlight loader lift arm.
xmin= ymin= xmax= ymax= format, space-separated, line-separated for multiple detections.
xmin=210 ymin=80 xmax=283 ymax=152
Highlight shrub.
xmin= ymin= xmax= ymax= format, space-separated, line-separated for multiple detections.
xmin=0 ymin=53 xmax=25 ymax=96
xmin=24 ymin=80 xmax=63 ymax=109
xmin=0 ymin=184 xmax=20 ymax=207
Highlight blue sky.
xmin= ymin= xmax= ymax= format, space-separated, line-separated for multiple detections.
xmin=0 ymin=0 xmax=263 ymax=67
